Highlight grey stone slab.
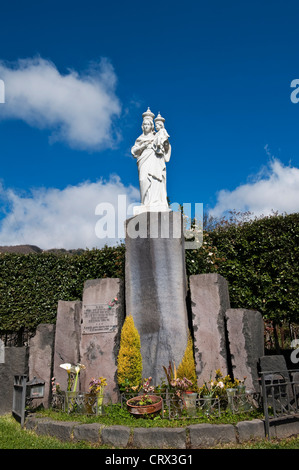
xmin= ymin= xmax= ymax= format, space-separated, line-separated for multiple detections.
xmin=226 ymin=309 xmax=264 ymax=391
xmin=188 ymin=423 xmax=236 ymax=448
xmin=101 ymin=425 xmax=131 ymax=447
xmin=236 ymin=419 xmax=265 ymax=442
xmin=271 ymin=417 xmax=299 ymax=439
xmin=73 ymin=423 xmax=103 ymax=443
xmin=80 ymin=278 xmax=124 ymax=402
xmin=35 ymin=419 xmax=79 ymax=441
xmin=258 ymin=355 xmax=292 ymax=397
xmin=132 ymin=427 xmax=186 ymax=449
xmin=0 ymin=346 xmax=29 ymax=415
xmin=25 ymin=416 xmax=48 ymax=431
xmin=189 ymin=274 xmax=230 ymax=386
xmin=125 ymin=211 xmax=189 ymax=385
xmin=259 ymin=355 xmax=289 ymax=375
xmin=53 ymin=300 xmax=82 ymax=391
xmin=29 ymin=323 xmax=55 ymax=408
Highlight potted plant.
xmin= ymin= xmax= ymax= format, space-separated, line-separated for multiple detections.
xmin=126 ymin=377 xmax=163 ymax=417
xmin=59 ymin=363 xmax=85 ymax=412
xmin=85 ymin=376 xmax=107 ymax=414
xmin=162 ymin=361 xmax=196 ymax=416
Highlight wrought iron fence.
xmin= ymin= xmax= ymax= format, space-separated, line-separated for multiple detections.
xmin=120 ymin=389 xmax=261 ymax=419
xmin=260 ymin=369 xmax=299 ymax=438
xmin=52 ymin=391 xmax=110 ymax=415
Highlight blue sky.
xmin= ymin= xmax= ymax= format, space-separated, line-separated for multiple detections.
xmin=0 ymin=0 xmax=299 ymax=249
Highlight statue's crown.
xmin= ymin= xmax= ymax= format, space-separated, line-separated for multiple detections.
xmin=154 ymin=112 xmax=165 ymax=123
xmin=142 ymin=107 xmax=155 ymax=121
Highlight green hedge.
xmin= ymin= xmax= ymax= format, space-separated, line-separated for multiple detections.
xmin=186 ymin=212 xmax=299 ymax=325
xmin=0 ymin=213 xmax=298 ymax=332
xmin=0 ymin=245 xmax=125 ymax=331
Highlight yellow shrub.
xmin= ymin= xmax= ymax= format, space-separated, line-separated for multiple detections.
xmin=117 ymin=315 xmax=142 ymax=387
xmin=177 ymin=331 xmax=197 ymax=389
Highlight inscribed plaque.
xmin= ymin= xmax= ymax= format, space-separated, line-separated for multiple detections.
xmin=82 ymin=304 xmax=118 ymax=334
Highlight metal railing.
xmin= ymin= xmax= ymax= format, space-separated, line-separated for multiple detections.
xmin=120 ymin=389 xmax=261 ymax=419
xmin=260 ymin=369 xmax=299 ymax=438
xmin=52 ymin=391 xmax=109 ymax=415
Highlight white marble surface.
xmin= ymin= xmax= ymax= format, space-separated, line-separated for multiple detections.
xmin=131 ymin=108 xmax=171 ymax=212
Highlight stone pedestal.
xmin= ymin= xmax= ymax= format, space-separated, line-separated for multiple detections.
xmin=79 ymin=278 xmax=124 ymax=402
xmin=189 ymin=274 xmax=230 ymax=386
xmin=53 ymin=300 xmax=82 ymax=391
xmin=125 ymin=211 xmax=189 ymax=385
xmin=226 ymin=309 xmax=264 ymax=391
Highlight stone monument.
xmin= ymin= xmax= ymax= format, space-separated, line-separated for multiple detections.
xmin=226 ymin=308 xmax=264 ymax=392
xmin=189 ymin=274 xmax=230 ymax=385
xmin=126 ymin=109 xmax=189 ymax=385
xmin=79 ymin=278 xmax=124 ymax=402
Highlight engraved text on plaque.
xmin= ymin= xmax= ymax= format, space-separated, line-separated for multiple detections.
xmin=82 ymin=304 xmax=117 ymax=334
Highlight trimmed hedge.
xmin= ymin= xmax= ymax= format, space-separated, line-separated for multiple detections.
xmin=0 ymin=245 xmax=125 ymax=331
xmin=185 ymin=212 xmax=299 ymax=325
xmin=0 ymin=213 xmax=298 ymax=332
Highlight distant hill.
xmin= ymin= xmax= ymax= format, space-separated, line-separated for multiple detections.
xmin=0 ymin=245 xmax=86 ymax=255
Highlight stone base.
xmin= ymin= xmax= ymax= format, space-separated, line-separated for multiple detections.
xmin=125 ymin=211 xmax=189 ymax=384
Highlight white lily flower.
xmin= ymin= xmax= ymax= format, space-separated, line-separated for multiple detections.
xmin=60 ymin=363 xmax=72 ymax=372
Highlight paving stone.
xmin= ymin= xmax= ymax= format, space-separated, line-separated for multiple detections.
xmin=35 ymin=419 xmax=79 ymax=441
xmin=188 ymin=423 xmax=236 ymax=448
xmin=132 ymin=427 xmax=186 ymax=449
xmin=73 ymin=423 xmax=103 ymax=443
xmin=101 ymin=425 xmax=131 ymax=447
xmin=236 ymin=419 xmax=265 ymax=442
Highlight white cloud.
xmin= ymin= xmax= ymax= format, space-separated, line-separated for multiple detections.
xmin=0 ymin=177 xmax=139 ymax=249
xmin=209 ymin=158 xmax=299 ymax=218
xmin=0 ymin=57 xmax=121 ymax=150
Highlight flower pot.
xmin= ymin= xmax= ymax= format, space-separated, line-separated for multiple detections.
xmin=126 ymin=395 xmax=163 ymax=417
xmin=226 ymin=388 xmax=237 ymax=413
xmin=182 ymin=391 xmax=197 ymax=416
xmin=64 ymin=391 xmax=84 ymax=413
xmin=202 ymin=395 xmax=213 ymax=415
xmin=84 ymin=393 xmax=97 ymax=414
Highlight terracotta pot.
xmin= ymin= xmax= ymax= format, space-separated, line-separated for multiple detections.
xmin=126 ymin=395 xmax=163 ymax=417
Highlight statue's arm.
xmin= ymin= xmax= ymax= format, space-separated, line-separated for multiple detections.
xmin=131 ymin=138 xmax=153 ymax=157
xmin=164 ymin=142 xmax=171 ymax=162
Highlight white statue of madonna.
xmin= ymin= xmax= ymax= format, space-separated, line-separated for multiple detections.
xmin=131 ymin=108 xmax=171 ymax=214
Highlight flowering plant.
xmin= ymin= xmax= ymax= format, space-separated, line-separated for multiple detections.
xmin=51 ymin=377 xmax=61 ymax=395
xmin=133 ymin=377 xmax=156 ymax=405
xmin=198 ymin=369 xmax=244 ymax=398
xmin=163 ymin=361 xmax=194 ymax=397
xmin=108 ymin=297 xmax=118 ymax=309
xmin=88 ymin=376 xmax=107 ymax=395
xmin=59 ymin=363 xmax=85 ymax=392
